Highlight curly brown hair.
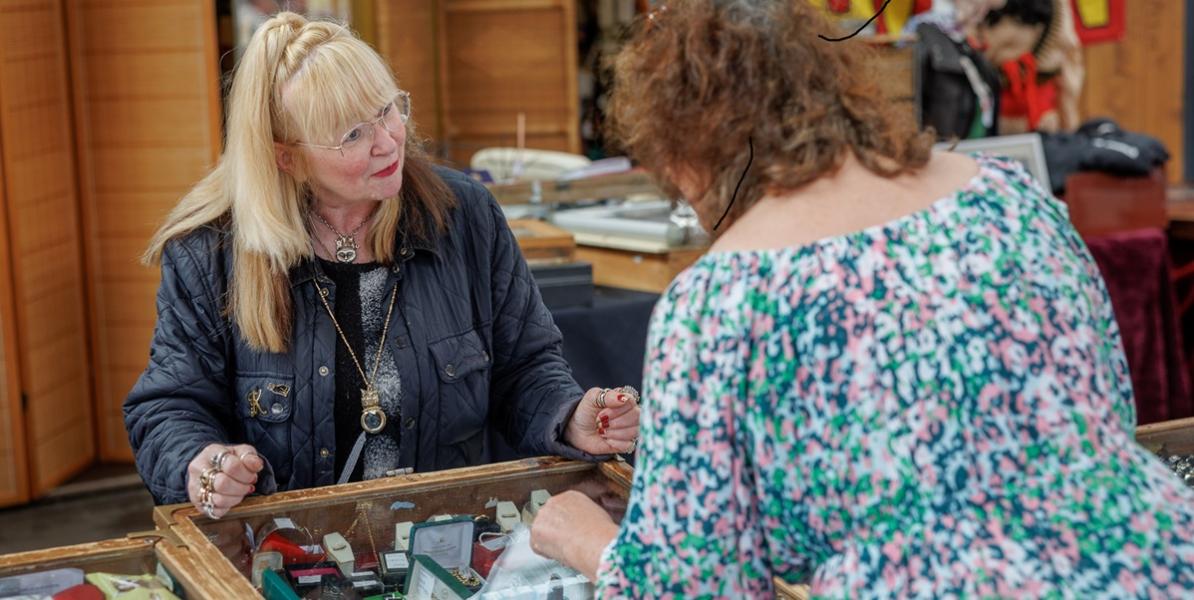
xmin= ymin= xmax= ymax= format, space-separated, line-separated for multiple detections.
xmin=609 ymin=1 xmax=934 ymax=234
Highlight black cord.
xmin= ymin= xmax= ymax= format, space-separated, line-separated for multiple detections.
xmin=714 ymin=137 xmax=753 ymax=232
xmin=818 ymin=0 xmax=893 ymax=42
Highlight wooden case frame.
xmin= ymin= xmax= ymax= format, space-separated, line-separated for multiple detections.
xmin=153 ymin=457 xmax=809 ymax=599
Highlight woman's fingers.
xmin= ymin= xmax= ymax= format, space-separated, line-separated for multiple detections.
xmin=598 ymin=426 xmax=637 ymax=444
xmin=213 ymin=472 xmax=253 ymax=498
xmin=230 ymin=444 xmax=265 ymax=472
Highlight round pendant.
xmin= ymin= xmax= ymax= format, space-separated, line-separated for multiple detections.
xmin=361 ymin=407 xmax=386 ymax=434
xmin=335 ymin=246 xmax=357 ymax=263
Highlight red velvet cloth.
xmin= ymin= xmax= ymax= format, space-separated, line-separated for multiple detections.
xmin=1084 ymin=228 xmax=1193 ymax=424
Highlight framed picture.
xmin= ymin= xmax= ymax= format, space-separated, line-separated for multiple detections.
xmin=936 ymin=133 xmax=1052 ymax=194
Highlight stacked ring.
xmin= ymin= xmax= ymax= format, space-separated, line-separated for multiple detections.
xmin=199 ymin=466 xmax=220 ymax=489
xmin=197 ymin=448 xmax=228 ymax=519
xmin=210 ymin=448 xmax=232 ymax=471
xmin=595 ymin=388 xmax=610 ymax=409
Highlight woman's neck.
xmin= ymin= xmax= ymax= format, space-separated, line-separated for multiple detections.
xmin=311 ymin=198 xmax=380 ymax=234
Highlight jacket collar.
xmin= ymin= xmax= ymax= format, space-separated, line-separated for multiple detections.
xmin=289 ymin=228 xmax=438 ymax=288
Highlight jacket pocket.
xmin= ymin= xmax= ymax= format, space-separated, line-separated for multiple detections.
xmin=235 ymin=372 xmax=295 ymax=482
xmin=428 ymin=329 xmax=491 ymax=447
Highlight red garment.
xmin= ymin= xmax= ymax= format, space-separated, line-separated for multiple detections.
xmin=1085 ymin=228 xmax=1194 ymax=424
xmin=1000 ymin=53 xmax=1059 ymax=130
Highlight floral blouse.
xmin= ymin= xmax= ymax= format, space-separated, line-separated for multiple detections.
xmin=595 ymin=155 xmax=1194 ymax=598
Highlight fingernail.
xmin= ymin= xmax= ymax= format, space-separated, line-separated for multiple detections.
xmin=250 ymin=485 xmax=255 ymax=493
xmin=598 ymin=427 xmax=606 ymax=435
xmin=618 ymin=394 xmax=627 ymax=402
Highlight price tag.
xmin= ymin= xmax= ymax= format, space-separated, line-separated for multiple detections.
xmin=274 ymin=517 xmax=297 ymax=530
xmin=385 ymin=553 xmax=409 ymax=570
xmin=297 ymin=575 xmax=321 ymax=585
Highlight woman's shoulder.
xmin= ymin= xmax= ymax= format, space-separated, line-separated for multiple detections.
xmin=431 ymin=165 xmax=506 ymax=236
xmin=160 ymin=222 xmax=233 ymax=293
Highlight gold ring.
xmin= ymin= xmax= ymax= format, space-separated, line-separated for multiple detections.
xmin=595 ymin=388 xmax=609 ymax=409
xmin=199 ymin=466 xmax=220 ymax=489
xmin=626 ymin=437 xmax=638 ymax=454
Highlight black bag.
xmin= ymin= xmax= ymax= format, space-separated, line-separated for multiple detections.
xmin=915 ymin=23 xmax=1002 ymax=140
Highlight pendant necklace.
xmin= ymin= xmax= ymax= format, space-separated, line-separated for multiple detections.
xmin=311 ymin=207 xmax=375 ymax=263
xmin=315 ymin=269 xmax=398 ymax=434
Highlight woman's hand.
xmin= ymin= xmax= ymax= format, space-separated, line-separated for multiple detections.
xmin=565 ymin=386 xmax=641 ymax=456
xmin=530 ymin=490 xmax=620 ymax=580
xmin=187 ymin=443 xmax=264 ymax=519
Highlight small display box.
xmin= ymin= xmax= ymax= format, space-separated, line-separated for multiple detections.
xmin=152 ymin=457 xmax=810 ymax=599
xmin=0 ymin=533 xmax=222 ymax=598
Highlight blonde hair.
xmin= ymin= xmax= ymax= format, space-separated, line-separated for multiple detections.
xmin=144 ymin=12 xmax=451 ymax=352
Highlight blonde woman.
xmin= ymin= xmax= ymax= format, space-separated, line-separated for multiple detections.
xmin=124 ymin=12 xmax=639 ymax=517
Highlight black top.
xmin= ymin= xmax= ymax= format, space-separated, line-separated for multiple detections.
xmin=318 ymin=257 xmax=403 ymax=482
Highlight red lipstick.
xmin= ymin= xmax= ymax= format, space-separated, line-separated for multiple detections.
xmin=372 ymin=160 xmax=399 ymax=178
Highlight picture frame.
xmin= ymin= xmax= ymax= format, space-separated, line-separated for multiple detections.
xmin=936 ymin=133 xmax=1053 ymax=194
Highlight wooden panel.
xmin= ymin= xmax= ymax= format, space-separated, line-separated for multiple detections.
xmin=0 ymin=0 xmax=95 ymax=496
xmin=0 ymin=114 xmax=30 ymax=509
xmin=1080 ymin=0 xmax=1185 ymax=182
xmin=68 ymin=0 xmax=222 ymax=462
xmin=376 ymin=0 xmax=442 ymax=142
xmin=440 ymin=0 xmax=579 ymax=165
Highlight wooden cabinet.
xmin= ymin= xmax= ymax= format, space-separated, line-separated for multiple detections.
xmin=0 ymin=0 xmax=95 ymax=501
xmin=378 ymin=0 xmax=580 ymax=165
xmin=0 ymin=1 xmax=221 ymax=506
xmin=66 ymin=0 xmax=222 ymax=463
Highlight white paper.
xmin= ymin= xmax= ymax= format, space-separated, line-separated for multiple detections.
xmin=274 ymin=517 xmax=297 ymax=530
xmin=385 ymin=553 xmax=410 ymax=570
xmin=297 ymin=575 xmax=321 ymax=585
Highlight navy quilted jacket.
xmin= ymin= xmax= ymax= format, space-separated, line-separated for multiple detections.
xmin=124 ymin=168 xmax=595 ymax=504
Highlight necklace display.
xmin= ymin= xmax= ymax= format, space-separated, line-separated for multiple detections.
xmin=314 ymin=260 xmax=398 ymax=434
xmin=311 ymin=208 xmax=374 ymax=263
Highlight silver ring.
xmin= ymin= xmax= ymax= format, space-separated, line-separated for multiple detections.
xmin=201 ymin=501 xmax=217 ymax=519
xmin=620 ymin=385 xmax=640 ymax=404
xmin=625 ymin=437 xmax=638 ymax=454
xmin=210 ymin=448 xmax=232 ymax=471
xmin=595 ymin=388 xmax=609 ymax=409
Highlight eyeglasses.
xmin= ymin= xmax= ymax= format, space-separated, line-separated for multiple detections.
xmin=294 ymin=91 xmax=411 ymax=157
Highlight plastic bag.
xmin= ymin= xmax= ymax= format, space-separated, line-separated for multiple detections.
xmin=474 ymin=525 xmax=593 ymax=599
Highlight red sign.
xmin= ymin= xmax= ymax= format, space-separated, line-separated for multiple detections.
xmin=1071 ymin=0 xmax=1126 ymax=45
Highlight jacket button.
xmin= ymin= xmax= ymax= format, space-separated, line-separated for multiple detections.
xmin=404 ymin=417 xmax=415 ymax=429
xmin=319 ymin=448 xmax=330 ymax=458
xmin=444 ymin=364 xmax=456 ymax=378
xmin=320 ymin=287 xmax=329 ymax=297
xmin=270 ymin=402 xmax=284 ymax=415
xmin=319 ymin=366 xmax=329 ymax=376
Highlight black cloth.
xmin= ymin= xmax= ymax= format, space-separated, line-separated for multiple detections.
xmin=124 ymin=167 xmax=604 ymax=505
xmin=488 ymin=286 xmax=660 ymax=462
xmin=915 ymin=23 xmax=1002 ymax=140
xmin=318 ymin=259 xmax=404 ymax=482
xmin=551 ymin=287 xmax=659 ymax=392
xmin=1042 ymin=118 xmax=1171 ymax=194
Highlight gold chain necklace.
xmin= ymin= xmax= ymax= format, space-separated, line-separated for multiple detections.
xmin=315 ymin=270 xmax=399 ymax=435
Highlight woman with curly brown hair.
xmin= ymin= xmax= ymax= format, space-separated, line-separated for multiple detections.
xmin=531 ymin=1 xmax=1194 ymax=597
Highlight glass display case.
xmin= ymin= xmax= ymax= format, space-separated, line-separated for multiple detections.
xmin=0 ymin=532 xmax=227 ymax=598
xmin=153 ymin=457 xmax=810 ymax=599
